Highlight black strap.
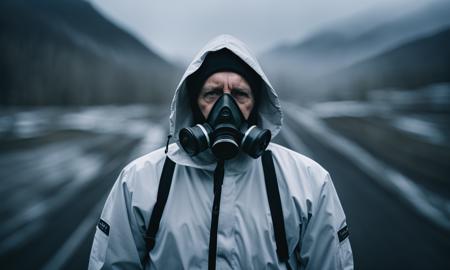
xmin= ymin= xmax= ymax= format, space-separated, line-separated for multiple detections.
xmin=142 ymin=152 xmax=291 ymax=268
xmin=143 ymin=156 xmax=176 ymax=263
xmin=208 ymin=160 xmax=225 ymax=270
xmin=262 ymin=150 xmax=291 ymax=268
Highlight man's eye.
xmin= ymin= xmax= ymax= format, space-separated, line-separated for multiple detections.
xmin=204 ymin=91 xmax=220 ymax=97
xmin=202 ymin=90 xmax=222 ymax=102
xmin=232 ymin=89 xmax=250 ymax=98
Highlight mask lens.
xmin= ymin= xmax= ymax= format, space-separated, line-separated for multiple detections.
xmin=241 ymin=126 xmax=271 ymax=158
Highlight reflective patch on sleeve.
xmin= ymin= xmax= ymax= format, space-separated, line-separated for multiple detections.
xmin=338 ymin=225 xmax=349 ymax=242
xmin=98 ymin=218 xmax=110 ymax=236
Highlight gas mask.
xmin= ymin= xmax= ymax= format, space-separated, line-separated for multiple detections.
xmin=179 ymin=94 xmax=271 ymax=160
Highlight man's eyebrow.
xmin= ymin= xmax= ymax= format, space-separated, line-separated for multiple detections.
xmin=232 ymin=85 xmax=251 ymax=92
xmin=203 ymin=85 xmax=222 ymax=90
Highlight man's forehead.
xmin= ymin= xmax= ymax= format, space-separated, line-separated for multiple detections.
xmin=203 ymin=72 xmax=251 ymax=89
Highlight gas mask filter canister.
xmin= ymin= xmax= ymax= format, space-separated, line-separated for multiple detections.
xmin=179 ymin=94 xmax=271 ymax=160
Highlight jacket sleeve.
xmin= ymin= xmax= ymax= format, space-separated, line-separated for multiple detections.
xmin=298 ymin=173 xmax=354 ymax=270
xmin=88 ymin=167 xmax=147 ymax=270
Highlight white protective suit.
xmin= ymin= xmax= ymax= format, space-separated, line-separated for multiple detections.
xmin=89 ymin=34 xmax=354 ymax=270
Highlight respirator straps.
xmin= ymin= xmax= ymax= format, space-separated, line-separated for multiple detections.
xmin=208 ymin=159 xmax=225 ymax=270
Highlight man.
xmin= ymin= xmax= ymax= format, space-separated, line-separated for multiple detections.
xmin=89 ymin=34 xmax=354 ymax=269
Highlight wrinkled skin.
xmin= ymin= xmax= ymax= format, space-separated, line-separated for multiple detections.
xmin=197 ymin=71 xmax=254 ymax=120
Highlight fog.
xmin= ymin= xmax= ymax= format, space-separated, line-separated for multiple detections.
xmin=0 ymin=0 xmax=449 ymax=269
xmin=88 ymin=0 xmax=427 ymax=63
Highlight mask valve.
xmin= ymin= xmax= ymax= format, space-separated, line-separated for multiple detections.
xmin=179 ymin=94 xmax=271 ymax=160
xmin=179 ymin=124 xmax=212 ymax=156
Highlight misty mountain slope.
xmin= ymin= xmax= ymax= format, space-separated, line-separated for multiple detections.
xmin=320 ymin=27 xmax=450 ymax=100
xmin=0 ymin=0 xmax=180 ymax=106
xmin=280 ymin=0 xmax=449 ymax=64
xmin=260 ymin=0 xmax=450 ymax=101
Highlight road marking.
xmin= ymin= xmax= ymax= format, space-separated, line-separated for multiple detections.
xmin=41 ymin=196 xmax=106 ymax=270
xmin=0 ymin=154 xmax=104 ymax=254
xmin=278 ymin=122 xmax=313 ymax=158
xmin=0 ymin=219 xmax=45 ymax=255
xmin=283 ymin=101 xmax=450 ymax=231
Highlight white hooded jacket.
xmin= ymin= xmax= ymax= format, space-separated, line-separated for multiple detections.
xmin=88 ymin=34 xmax=354 ymax=270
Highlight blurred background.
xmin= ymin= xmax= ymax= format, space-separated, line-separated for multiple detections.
xmin=0 ymin=0 xmax=449 ymax=269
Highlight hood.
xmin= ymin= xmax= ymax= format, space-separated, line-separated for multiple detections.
xmin=167 ymin=34 xmax=283 ymax=171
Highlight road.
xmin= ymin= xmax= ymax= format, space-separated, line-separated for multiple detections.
xmin=0 ymin=104 xmax=449 ymax=269
xmin=278 ymin=105 xmax=450 ymax=269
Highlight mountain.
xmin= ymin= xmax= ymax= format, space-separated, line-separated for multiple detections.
xmin=0 ymin=0 xmax=181 ymax=106
xmin=318 ymin=27 xmax=450 ymax=100
xmin=259 ymin=0 xmax=450 ymax=102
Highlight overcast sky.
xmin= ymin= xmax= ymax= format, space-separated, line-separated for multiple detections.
xmin=88 ymin=0 xmax=426 ymax=64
